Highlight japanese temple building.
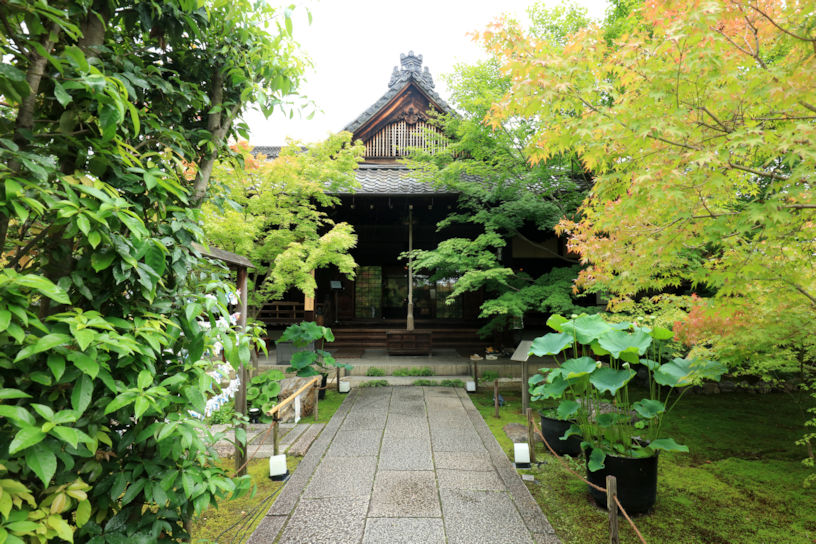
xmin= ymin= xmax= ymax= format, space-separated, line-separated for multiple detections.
xmin=256 ymin=52 xmax=568 ymax=352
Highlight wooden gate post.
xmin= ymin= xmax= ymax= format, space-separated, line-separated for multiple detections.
xmin=493 ymin=379 xmax=500 ymax=418
xmin=607 ymin=475 xmax=620 ymax=544
xmin=526 ymin=408 xmax=537 ymax=464
xmin=313 ymin=380 xmax=320 ymax=422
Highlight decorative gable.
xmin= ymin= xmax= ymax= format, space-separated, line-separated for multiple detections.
xmin=344 ymin=52 xmax=451 ymax=162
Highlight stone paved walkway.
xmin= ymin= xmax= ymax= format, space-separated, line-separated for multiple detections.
xmin=248 ymin=386 xmax=559 ymax=544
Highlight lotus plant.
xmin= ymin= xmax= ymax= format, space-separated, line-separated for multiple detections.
xmin=529 ymin=314 xmax=726 ymax=471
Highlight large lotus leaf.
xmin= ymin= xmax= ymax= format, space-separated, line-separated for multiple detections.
xmin=620 ymin=350 xmax=640 ymax=365
xmin=589 ymin=367 xmax=636 ymax=396
xmin=529 ymin=332 xmax=574 ymax=356
xmin=640 ymin=358 xmax=660 ymax=370
xmin=531 ymin=374 xmax=570 ymax=399
xmin=563 ymin=423 xmax=583 ymax=440
xmin=648 ymin=438 xmax=689 ymax=453
xmin=587 ymin=447 xmax=607 ymax=472
xmin=692 ymin=358 xmax=728 ymax=381
xmin=594 ymin=413 xmax=618 ymax=427
xmin=598 ymin=329 xmax=652 ymax=358
xmin=560 ymin=314 xmax=614 ymax=344
xmin=546 ymin=314 xmax=568 ymax=332
xmin=590 ymin=340 xmax=610 ymax=356
xmin=650 ymin=326 xmax=674 ymax=340
xmin=561 ymin=357 xmax=597 ymax=379
xmin=654 ymin=357 xmax=726 ymax=387
xmin=288 ymin=350 xmax=317 ymax=369
xmin=528 ymin=373 xmax=546 ymax=388
xmin=556 ymin=399 xmax=581 ymax=420
xmin=632 ymin=398 xmax=665 ymax=419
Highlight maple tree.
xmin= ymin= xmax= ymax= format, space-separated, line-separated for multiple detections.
xmin=483 ymin=0 xmax=815 ymax=373
xmin=404 ymin=4 xmax=601 ymax=336
xmin=483 ymin=0 xmax=816 ymax=476
xmin=202 ymin=134 xmax=363 ymax=319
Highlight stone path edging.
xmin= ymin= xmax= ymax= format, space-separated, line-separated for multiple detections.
xmin=248 ymin=387 xmax=560 ymax=544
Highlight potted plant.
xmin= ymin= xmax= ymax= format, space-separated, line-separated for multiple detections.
xmin=529 ymin=313 xmax=726 ymax=514
xmin=246 ymin=368 xmax=285 ymax=421
xmin=278 ymin=322 xmax=352 ymax=398
xmin=528 ymin=332 xmax=584 ymax=457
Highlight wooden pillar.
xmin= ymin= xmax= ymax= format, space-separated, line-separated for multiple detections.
xmin=607 ymin=475 xmax=620 ymax=544
xmin=406 ymin=205 xmax=414 ymax=331
xmin=521 ymin=361 xmax=529 ymax=414
xmin=234 ymin=266 xmax=249 ymax=476
xmin=494 ymin=379 xmax=500 ymax=418
xmin=313 ymin=380 xmax=320 ymax=422
xmin=526 ymin=407 xmax=536 ymax=464
xmin=304 ymin=270 xmax=315 ymax=322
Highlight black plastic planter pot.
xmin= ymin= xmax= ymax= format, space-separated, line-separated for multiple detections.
xmin=540 ymin=415 xmax=582 ymax=457
xmin=318 ymin=373 xmax=328 ymax=400
xmin=248 ymin=408 xmax=261 ymax=424
xmin=585 ymin=450 xmax=659 ymax=515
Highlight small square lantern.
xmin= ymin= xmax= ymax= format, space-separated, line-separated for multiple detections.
xmin=465 ymin=380 xmax=476 ymax=393
xmin=514 ymin=443 xmax=531 ymax=469
xmin=269 ymin=454 xmax=288 ymax=480
xmin=338 ymin=380 xmax=350 ymax=394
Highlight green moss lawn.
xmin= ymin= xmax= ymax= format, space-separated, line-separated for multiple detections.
xmin=470 ymin=385 xmax=816 ymax=544
xmin=191 ymin=390 xmax=347 ymax=542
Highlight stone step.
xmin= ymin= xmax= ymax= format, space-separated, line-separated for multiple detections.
xmin=287 ymin=423 xmax=325 ymax=456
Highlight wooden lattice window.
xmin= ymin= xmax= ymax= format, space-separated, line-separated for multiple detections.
xmin=365 ymin=121 xmax=445 ymax=158
xmin=354 ymin=266 xmax=382 ymax=318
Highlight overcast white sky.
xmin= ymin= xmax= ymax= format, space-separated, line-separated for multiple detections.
xmin=245 ymin=0 xmax=609 ymax=145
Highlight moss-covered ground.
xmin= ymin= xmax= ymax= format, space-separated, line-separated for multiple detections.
xmin=470 ymin=385 xmax=816 ymax=544
xmin=190 ymin=390 xmax=347 ymax=542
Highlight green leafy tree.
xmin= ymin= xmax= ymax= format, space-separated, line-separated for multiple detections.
xmin=484 ymin=0 xmax=816 ymax=476
xmin=202 ymin=134 xmax=363 ymax=319
xmin=404 ymin=6 xmax=595 ymax=336
xmin=0 ymin=0 xmax=306 ymax=541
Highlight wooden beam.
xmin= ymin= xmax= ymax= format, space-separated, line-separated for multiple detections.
xmin=192 ymin=242 xmax=253 ymax=269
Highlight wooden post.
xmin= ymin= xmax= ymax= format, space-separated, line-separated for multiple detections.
xmin=494 ymin=379 xmax=500 ymax=418
xmin=606 ymin=475 xmax=620 ymax=544
xmin=234 ymin=267 xmax=249 ymax=476
xmin=272 ymin=417 xmax=280 ymax=456
xmin=473 ymin=360 xmax=479 ymax=384
xmin=313 ymin=381 xmax=320 ymax=422
xmin=336 ymin=366 xmax=341 ymax=392
xmin=526 ymin=408 xmax=536 ymax=464
xmin=406 ymin=205 xmax=414 ymax=331
xmin=304 ymin=270 xmax=315 ymax=322
xmin=521 ymin=360 xmax=529 ymax=414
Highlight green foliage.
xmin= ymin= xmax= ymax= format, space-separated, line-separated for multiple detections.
xmin=205 ymin=401 xmax=237 ymax=426
xmin=474 ymin=388 xmax=816 ymax=543
xmin=404 ymin=42 xmax=590 ymax=337
xmin=358 ymin=380 xmax=389 ymax=388
xmin=203 ymin=134 xmax=364 ymax=316
xmin=440 ymin=379 xmax=465 ymax=388
xmin=530 ymin=314 xmax=725 ymax=470
xmin=479 ymin=370 xmax=500 ymax=384
xmin=0 ymin=0 xmax=305 ymax=540
xmin=487 ymin=0 xmax=816 ymax=479
xmin=279 ymin=322 xmax=352 ymax=377
xmin=365 ymin=367 xmax=385 ymax=377
xmin=392 ymin=366 xmax=434 ymax=377
xmin=247 ymin=369 xmax=285 ymax=414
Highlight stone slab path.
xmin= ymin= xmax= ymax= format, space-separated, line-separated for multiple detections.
xmin=248 ymin=386 xmax=559 ymax=544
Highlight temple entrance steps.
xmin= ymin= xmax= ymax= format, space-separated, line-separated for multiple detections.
xmin=329 ymin=327 xmax=489 ymax=351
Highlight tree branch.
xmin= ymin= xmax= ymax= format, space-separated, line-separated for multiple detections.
xmin=192 ymin=70 xmax=243 ymax=205
xmin=514 ymin=231 xmax=579 ymax=264
xmin=748 ymin=4 xmax=816 ymax=49
xmin=726 ymin=160 xmax=790 ymax=181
